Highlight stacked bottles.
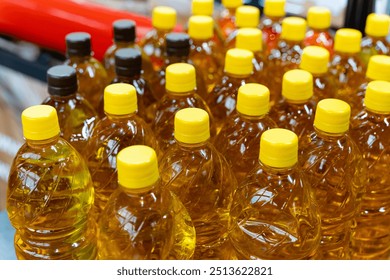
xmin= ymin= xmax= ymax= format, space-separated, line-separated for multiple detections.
xmin=42 ymin=65 xmax=98 ymax=155
xmin=229 ymin=128 xmax=321 ymax=259
xmin=64 ymin=32 xmax=108 ymax=111
xmin=214 ymin=83 xmax=277 ymax=183
xmin=261 ymin=0 xmax=286 ymax=53
xmin=160 ymin=108 xmax=237 ymax=259
xmin=270 ymin=69 xmax=316 ymax=141
xmin=97 ymin=145 xmax=196 ymax=260
xmin=360 ymin=13 xmax=390 ymax=66
xmin=350 ymin=81 xmax=390 ymax=260
xmin=7 ymin=105 xmax=96 ymax=259
xmin=304 ymin=7 xmax=334 ymax=56
xmin=218 ymin=0 xmax=243 ymax=39
xmin=85 ymin=83 xmax=157 ymax=218
xmin=299 ymin=99 xmax=366 ymax=259
xmin=139 ymin=6 xmax=177 ymax=71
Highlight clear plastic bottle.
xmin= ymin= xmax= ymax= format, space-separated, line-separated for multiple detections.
xmin=269 ymin=69 xmax=316 ymax=141
xmin=188 ymin=15 xmax=223 ymax=93
xmin=224 ymin=5 xmax=260 ymax=51
xmin=214 ymin=83 xmax=277 ymax=184
xmin=267 ymin=17 xmax=307 ymax=106
xmin=7 ymin=105 xmax=96 ymax=259
xmin=139 ymin=6 xmax=177 ymax=72
xmin=103 ymin=19 xmax=155 ymax=83
xmin=261 ymin=0 xmax=286 ymax=54
xmin=97 ymin=145 xmax=196 ymax=260
xmin=299 ymin=46 xmax=336 ymax=102
xmin=329 ymin=28 xmax=366 ymax=105
xmin=159 ymin=108 xmax=237 ymax=259
xmin=85 ymin=83 xmax=157 ymax=219
xmin=207 ymin=48 xmax=254 ymax=132
xmin=229 ymin=128 xmax=321 ymax=259
xmin=304 ymin=7 xmax=334 ymax=57
xmin=42 ymin=65 xmax=99 ymax=155
xmin=217 ymin=0 xmax=243 ymax=39
xmin=64 ymin=32 xmax=108 ymax=111
xmin=350 ymin=81 xmax=390 ymax=260
xmin=360 ymin=13 xmax=390 ymax=66
xmin=152 ymin=63 xmax=215 ymax=152
xmin=299 ymin=98 xmax=366 ymax=259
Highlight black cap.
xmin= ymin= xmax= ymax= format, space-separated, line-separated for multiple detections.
xmin=47 ymin=65 xmax=78 ymax=96
xmin=65 ymin=32 xmax=92 ymax=57
xmin=115 ymin=48 xmax=142 ymax=77
xmin=166 ymin=32 xmax=190 ymax=57
xmin=113 ymin=19 xmax=136 ymax=42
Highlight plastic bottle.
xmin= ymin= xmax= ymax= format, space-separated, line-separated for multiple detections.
xmin=269 ymin=69 xmax=316 ymax=141
xmin=224 ymin=5 xmax=260 ymax=51
xmin=207 ymin=48 xmax=254 ymax=132
xmin=139 ymin=6 xmax=177 ymax=72
xmin=235 ymin=27 xmax=267 ymax=86
xmin=229 ymin=128 xmax=321 ymax=259
xmin=299 ymin=98 xmax=366 ymax=259
xmin=64 ymin=32 xmax=108 ymax=111
xmin=152 ymin=63 xmax=215 ymax=152
xmin=214 ymin=83 xmax=277 ymax=184
xmin=304 ymin=7 xmax=334 ymax=57
xmin=267 ymin=16 xmax=307 ymax=106
xmin=41 ymin=65 xmax=99 ymax=155
xmin=217 ymin=0 xmax=243 ymax=39
xmin=97 ymin=145 xmax=196 ymax=260
xmin=360 ymin=13 xmax=390 ymax=66
xmin=329 ymin=28 xmax=366 ymax=106
xmin=261 ymin=0 xmax=286 ymax=53
xmin=7 ymin=105 xmax=96 ymax=260
xmin=350 ymin=81 xmax=390 ymax=260
xmin=299 ymin=46 xmax=336 ymax=102
xmin=85 ymin=83 xmax=157 ymax=219
xmin=188 ymin=15 xmax=223 ymax=93
xmin=159 ymin=108 xmax=237 ymax=259
xmin=103 ymin=19 xmax=155 ymax=83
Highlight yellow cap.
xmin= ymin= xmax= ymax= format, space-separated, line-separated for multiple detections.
xmin=365 ymin=80 xmax=390 ymax=113
xmin=224 ymin=48 xmax=254 ymax=75
xmin=235 ymin=6 xmax=260 ymax=28
xmin=281 ymin=17 xmax=307 ymax=41
xmin=166 ymin=63 xmax=196 ymax=93
xmin=152 ymin=6 xmax=177 ymax=30
xmin=264 ymin=0 xmax=286 ymax=17
xmin=314 ymin=99 xmax=351 ymax=134
xmin=192 ymin=0 xmax=214 ymax=16
xmin=22 ymin=105 xmax=60 ymax=141
xmin=174 ymin=108 xmax=210 ymax=144
xmin=307 ymin=6 xmax=332 ymax=30
xmin=104 ymin=83 xmax=137 ymax=115
xmin=300 ymin=46 xmax=330 ymax=74
xmin=237 ymin=83 xmax=270 ymax=116
xmin=222 ymin=0 xmax=242 ymax=9
xmin=117 ymin=145 xmax=160 ymax=189
xmin=365 ymin=13 xmax=390 ymax=37
xmin=188 ymin=15 xmax=213 ymax=40
xmin=259 ymin=128 xmax=298 ymax=168
xmin=334 ymin=28 xmax=362 ymax=53
xmin=236 ymin=28 xmax=263 ymax=52
xmin=366 ymin=55 xmax=390 ymax=81
xmin=282 ymin=69 xmax=313 ymax=101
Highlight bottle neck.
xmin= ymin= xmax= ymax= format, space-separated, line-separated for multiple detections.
xmin=285 ymin=97 xmax=312 ymax=105
xmin=311 ymin=27 xmax=330 ymax=33
xmin=237 ymin=111 xmax=267 ymax=121
xmin=115 ymin=73 xmax=141 ymax=81
xmin=259 ymin=160 xmax=298 ymax=175
xmin=119 ymin=179 xmax=160 ymax=196
xmin=165 ymin=55 xmax=189 ymax=65
xmin=105 ymin=112 xmax=137 ymax=121
xmin=166 ymin=89 xmax=195 ymax=96
xmin=67 ymin=54 xmax=91 ymax=63
xmin=26 ymin=134 xmax=60 ymax=148
xmin=114 ymin=41 xmax=135 ymax=48
xmin=49 ymin=92 xmax=77 ymax=101
xmin=314 ymin=127 xmax=347 ymax=141
xmin=224 ymin=72 xmax=251 ymax=79
xmin=176 ymin=139 xmax=209 ymax=149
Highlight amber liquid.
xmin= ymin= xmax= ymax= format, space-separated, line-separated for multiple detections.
xmin=350 ymin=111 xmax=390 ymax=259
xmin=299 ymin=129 xmax=367 ymax=259
xmin=229 ymin=162 xmax=321 ymax=259
xmin=139 ymin=29 xmax=171 ymax=72
xmin=304 ymin=29 xmax=334 ymax=57
xmin=213 ymin=112 xmax=277 ymax=184
xmin=261 ymin=16 xmax=283 ymax=55
xmin=311 ymin=72 xmax=337 ymax=102
xmin=85 ymin=113 xmax=158 ymax=218
xmin=359 ymin=36 xmax=390 ymax=66
xmin=97 ymin=181 xmax=196 ymax=260
xmin=7 ymin=136 xmax=96 ymax=259
xmin=252 ymin=52 xmax=268 ymax=88
xmin=217 ymin=8 xmax=237 ymax=39
xmin=160 ymin=141 xmax=237 ymax=259
xmin=42 ymin=94 xmax=98 ymax=155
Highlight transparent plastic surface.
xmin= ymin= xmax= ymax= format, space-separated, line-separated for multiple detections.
xmin=360 ymin=36 xmax=390 ymax=67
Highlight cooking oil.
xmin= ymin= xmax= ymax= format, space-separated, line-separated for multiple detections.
xmin=217 ymin=0 xmax=243 ymax=39
xmin=260 ymin=0 xmax=286 ymax=53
